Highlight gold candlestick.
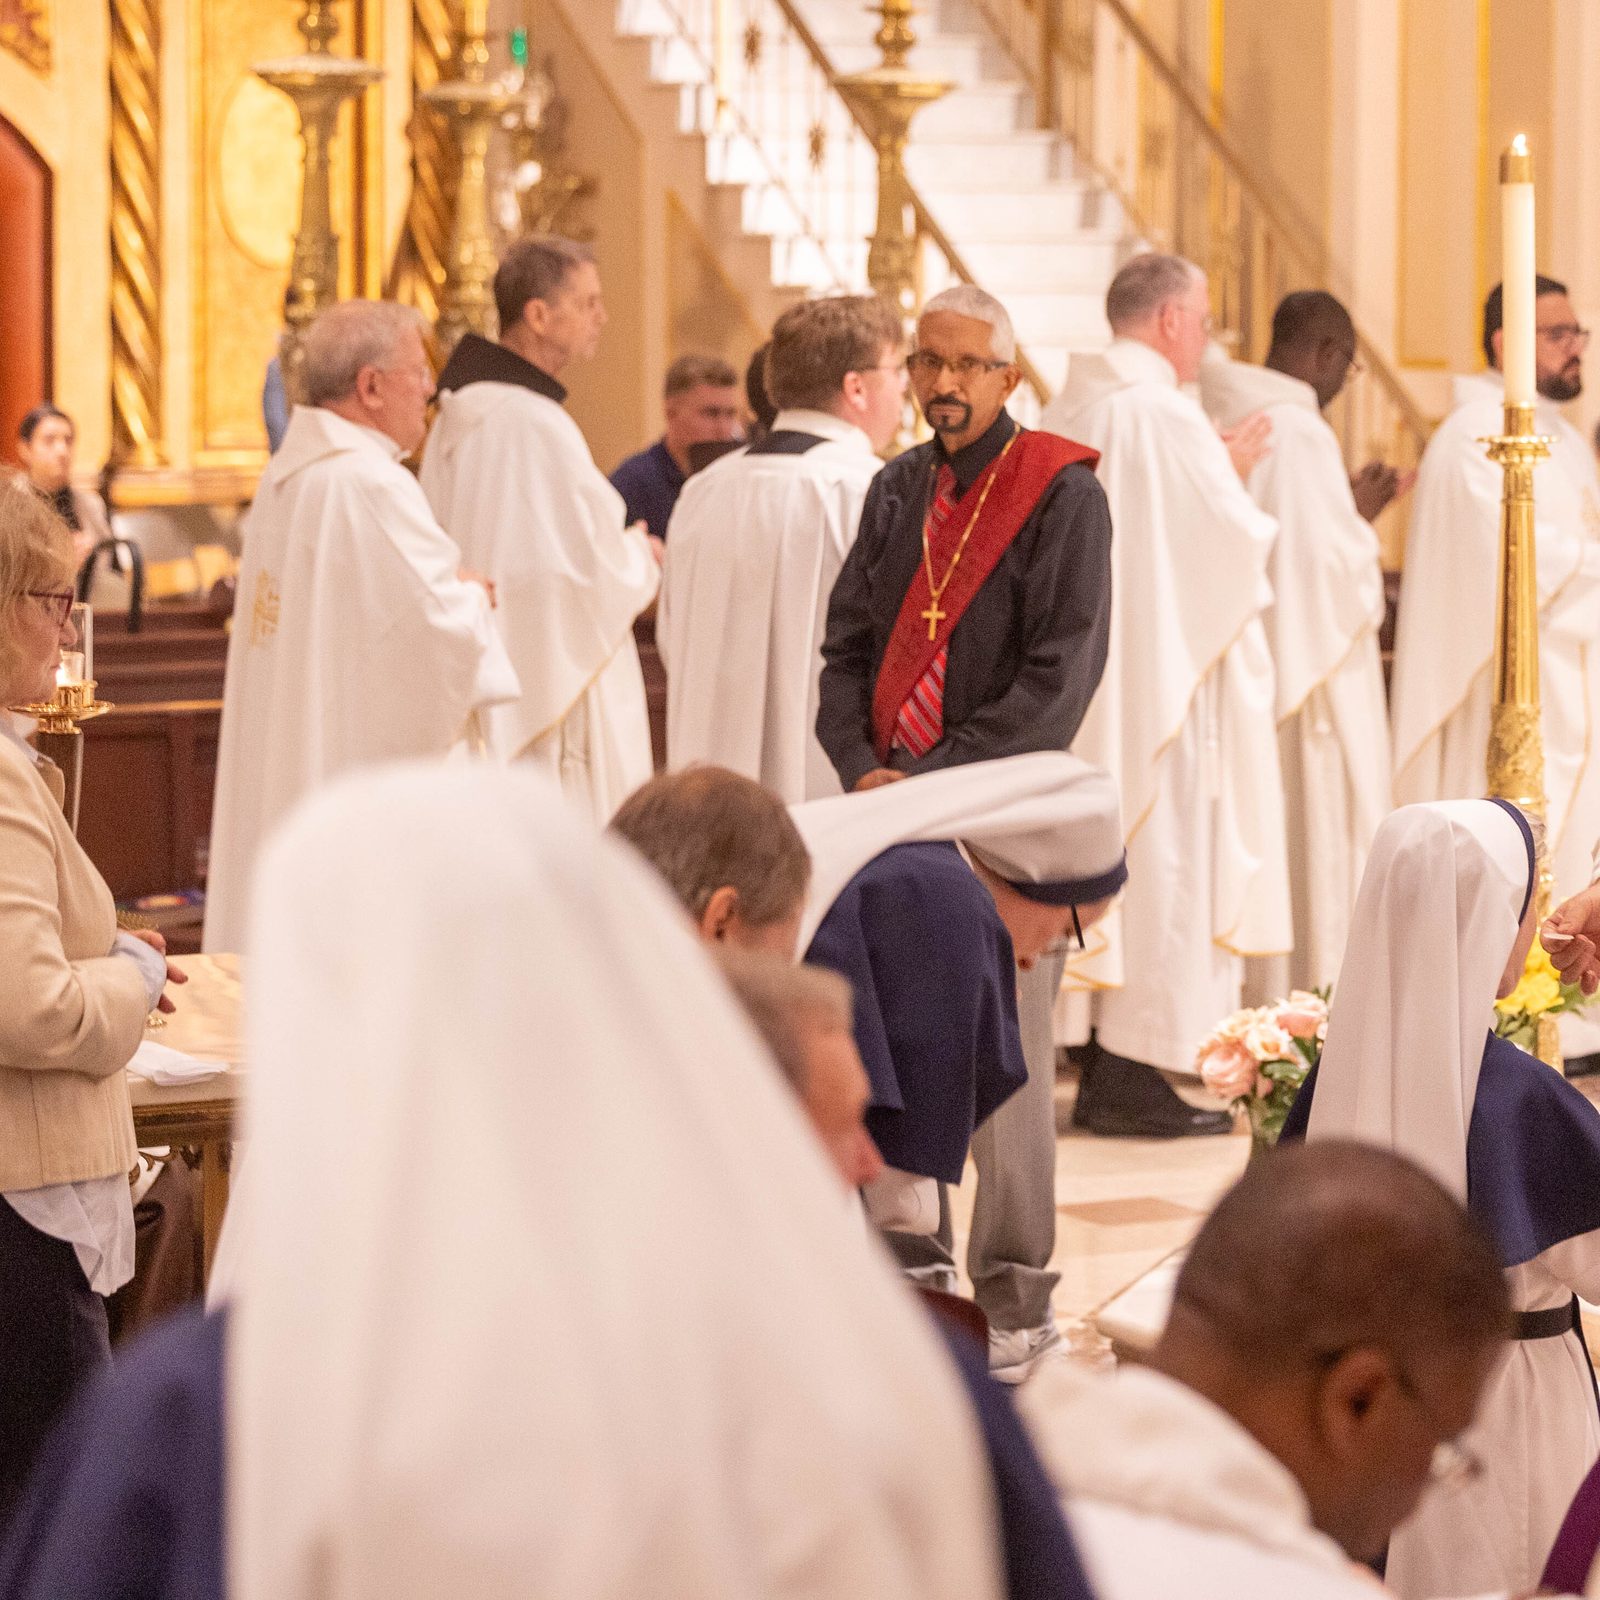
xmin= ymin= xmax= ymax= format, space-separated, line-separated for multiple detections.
xmin=835 ymin=1 xmax=951 ymax=319
xmin=1485 ymin=135 xmax=1559 ymax=1069
xmin=1485 ymin=402 xmax=1557 ymax=1064
xmin=255 ymin=0 xmax=383 ymax=400
xmin=423 ymin=6 xmax=517 ymax=351
xmin=10 ymin=680 xmax=113 ymax=835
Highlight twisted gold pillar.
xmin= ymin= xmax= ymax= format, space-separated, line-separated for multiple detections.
xmin=108 ymin=0 xmax=164 ymax=467
xmin=387 ymin=0 xmax=459 ymax=325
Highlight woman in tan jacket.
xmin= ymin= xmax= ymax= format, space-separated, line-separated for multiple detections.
xmin=0 ymin=480 xmax=179 ymax=1529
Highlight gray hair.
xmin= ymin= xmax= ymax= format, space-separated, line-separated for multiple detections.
xmin=300 ymin=300 xmax=428 ymax=406
xmin=920 ymin=285 xmax=1016 ymax=362
xmin=1105 ymin=253 xmax=1204 ymax=331
xmin=715 ymin=949 xmax=854 ymax=1098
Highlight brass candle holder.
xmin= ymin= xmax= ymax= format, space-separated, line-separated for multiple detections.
xmin=255 ymin=0 xmax=383 ymax=399
xmin=11 ymin=679 xmax=112 ymax=836
xmin=1484 ymin=400 xmax=1557 ymax=1066
xmin=423 ymin=2 xmax=518 ymax=351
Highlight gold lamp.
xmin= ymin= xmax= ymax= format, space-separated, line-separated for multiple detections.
xmin=835 ymin=1 xmax=951 ymax=319
xmin=255 ymin=0 xmax=384 ymax=398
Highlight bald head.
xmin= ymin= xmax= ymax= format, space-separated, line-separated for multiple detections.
xmin=1265 ymin=290 xmax=1359 ymax=409
xmin=1153 ymin=1141 xmax=1509 ymax=1559
xmin=1105 ymin=253 xmax=1210 ymax=383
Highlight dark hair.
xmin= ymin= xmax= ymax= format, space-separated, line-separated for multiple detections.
xmin=1268 ymin=289 xmax=1354 ymax=355
xmin=18 ymin=404 xmax=71 ymax=444
xmin=1172 ymin=1140 xmax=1511 ymax=1372
xmin=765 ymin=296 xmax=903 ymax=412
xmin=664 ymin=354 xmax=739 ymax=400
xmin=1483 ymin=275 xmax=1568 ymax=365
xmin=746 ymin=343 xmax=776 ymax=431
xmin=493 ymin=235 xmax=597 ymax=333
xmin=609 ymin=767 xmax=811 ymax=930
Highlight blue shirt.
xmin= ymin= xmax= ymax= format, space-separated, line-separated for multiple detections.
xmin=610 ymin=438 xmax=685 ymax=541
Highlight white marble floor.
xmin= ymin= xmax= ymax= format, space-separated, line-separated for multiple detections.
xmin=945 ymin=1062 xmax=1600 ymax=1361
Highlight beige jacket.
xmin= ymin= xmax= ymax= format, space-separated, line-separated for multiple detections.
xmin=0 ymin=733 xmax=143 ymax=1190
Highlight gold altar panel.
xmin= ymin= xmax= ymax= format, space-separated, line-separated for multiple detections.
xmin=189 ymin=0 xmax=381 ymax=464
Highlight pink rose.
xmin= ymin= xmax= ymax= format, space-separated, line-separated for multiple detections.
xmin=1279 ymin=1007 xmax=1321 ymax=1040
xmin=1198 ymin=1038 xmax=1257 ymax=1101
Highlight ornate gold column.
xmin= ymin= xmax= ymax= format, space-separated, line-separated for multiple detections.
xmin=108 ymin=0 xmax=164 ymax=467
xmin=422 ymin=0 xmax=515 ymax=350
xmin=835 ymin=1 xmax=951 ymax=317
xmin=255 ymin=0 xmax=383 ymax=395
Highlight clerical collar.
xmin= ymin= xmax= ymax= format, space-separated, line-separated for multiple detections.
xmin=936 ymin=409 xmax=1017 ymax=496
xmin=435 ymin=332 xmax=568 ymax=405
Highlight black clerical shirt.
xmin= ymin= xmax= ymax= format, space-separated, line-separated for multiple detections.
xmin=435 ymin=332 xmax=568 ymax=404
xmin=816 ymin=409 xmax=1112 ymax=790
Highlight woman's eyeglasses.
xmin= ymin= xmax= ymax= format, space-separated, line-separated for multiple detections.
xmin=26 ymin=590 xmax=74 ymax=627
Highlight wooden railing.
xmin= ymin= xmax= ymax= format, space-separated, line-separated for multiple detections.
xmin=976 ymin=0 xmax=1429 ymax=557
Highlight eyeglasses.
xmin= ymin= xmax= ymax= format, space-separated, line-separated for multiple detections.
xmin=1537 ymin=323 xmax=1591 ymax=347
xmin=1336 ymin=347 xmax=1366 ymax=376
xmin=906 ymin=351 xmax=1011 ymax=382
xmin=1390 ymin=1361 xmax=1485 ymax=1491
xmin=26 ymin=590 xmax=74 ymax=626
xmin=1042 ymin=905 xmax=1089 ymax=959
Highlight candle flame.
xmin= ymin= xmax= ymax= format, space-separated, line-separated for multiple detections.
xmin=1511 ymin=133 xmax=1529 ymax=157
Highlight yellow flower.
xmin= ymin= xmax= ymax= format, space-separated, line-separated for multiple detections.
xmin=1495 ymin=942 xmax=1563 ymax=1017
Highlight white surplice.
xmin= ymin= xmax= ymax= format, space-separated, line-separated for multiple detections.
xmin=1392 ymin=370 xmax=1600 ymax=904
xmin=659 ymin=408 xmax=880 ymax=802
xmin=1041 ymin=339 xmax=1289 ymax=1072
xmin=203 ymin=406 xmax=517 ymax=954
xmin=228 ymin=762 xmax=1005 ymax=1600
xmin=1202 ymin=361 xmax=1391 ymax=992
xmin=1021 ymin=1364 xmax=1391 ymax=1600
xmin=420 ymin=378 xmax=659 ymax=821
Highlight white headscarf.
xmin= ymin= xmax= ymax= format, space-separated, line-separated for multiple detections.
xmin=228 ymin=764 xmax=1002 ymax=1600
xmin=1305 ymin=800 xmax=1532 ymax=1200
xmin=792 ymin=752 xmax=1126 ymax=948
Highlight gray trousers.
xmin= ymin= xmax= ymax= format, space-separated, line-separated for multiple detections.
xmin=887 ymin=950 xmax=1064 ymax=1331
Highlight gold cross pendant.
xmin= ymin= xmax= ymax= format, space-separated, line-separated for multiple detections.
xmin=921 ymin=599 xmax=946 ymax=641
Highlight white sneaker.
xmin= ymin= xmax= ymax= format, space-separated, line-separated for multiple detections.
xmin=987 ymin=1318 xmax=1063 ymax=1385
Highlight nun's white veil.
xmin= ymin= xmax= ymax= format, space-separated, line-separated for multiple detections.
xmin=1306 ymin=799 xmax=1534 ymax=1200
xmin=228 ymin=763 xmax=1002 ymax=1600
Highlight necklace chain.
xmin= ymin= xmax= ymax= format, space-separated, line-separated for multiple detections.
xmin=919 ymin=431 xmax=1019 ymax=641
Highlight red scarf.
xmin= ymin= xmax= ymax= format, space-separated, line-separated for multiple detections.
xmin=870 ymin=428 xmax=1098 ymax=761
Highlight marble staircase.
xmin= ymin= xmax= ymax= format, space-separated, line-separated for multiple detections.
xmin=613 ymin=0 xmax=1139 ymax=401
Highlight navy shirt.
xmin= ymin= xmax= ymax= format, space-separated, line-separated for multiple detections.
xmin=610 ymin=438 xmax=686 ymax=541
xmin=807 ymin=841 xmax=1027 ymax=1184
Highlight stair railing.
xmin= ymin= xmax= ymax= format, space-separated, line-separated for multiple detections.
xmin=634 ymin=0 xmax=1050 ymax=420
xmin=976 ymin=0 xmax=1429 ymax=558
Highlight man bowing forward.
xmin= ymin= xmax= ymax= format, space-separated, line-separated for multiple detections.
xmin=816 ymin=285 xmax=1111 ymax=1381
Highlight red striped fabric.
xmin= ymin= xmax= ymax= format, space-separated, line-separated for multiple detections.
xmin=892 ymin=467 xmax=957 ymax=757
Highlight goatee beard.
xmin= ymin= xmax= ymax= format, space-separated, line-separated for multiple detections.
xmin=1539 ymin=366 xmax=1583 ymax=404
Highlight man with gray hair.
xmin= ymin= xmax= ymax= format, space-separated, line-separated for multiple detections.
xmin=205 ymin=299 xmax=518 ymax=951
xmin=815 ymin=284 xmax=1113 ymax=1382
xmin=422 ymin=235 xmax=660 ymax=822
xmin=1041 ymin=252 xmax=1287 ymax=1139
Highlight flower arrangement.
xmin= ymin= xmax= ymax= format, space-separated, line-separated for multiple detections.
xmin=1195 ymin=990 xmax=1328 ymax=1153
xmin=1494 ymin=942 xmax=1588 ymax=1052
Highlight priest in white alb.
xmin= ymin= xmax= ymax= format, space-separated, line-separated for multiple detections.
xmin=204 ymin=300 xmax=517 ymax=954
xmin=659 ymin=293 xmax=904 ymax=801
xmin=421 ymin=235 xmax=660 ymax=822
xmin=1041 ymin=253 xmax=1288 ymax=1135
xmin=1391 ymin=276 xmax=1600 ymax=939
xmin=1200 ymin=290 xmax=1400 ymax=993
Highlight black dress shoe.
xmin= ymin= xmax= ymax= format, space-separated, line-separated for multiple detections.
xmin=1071 ymin=1043 xmax=1234 ymax=1138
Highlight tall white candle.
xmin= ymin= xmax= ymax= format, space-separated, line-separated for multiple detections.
xmin=1500 ymin=134 xmax=1536 ymax=409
